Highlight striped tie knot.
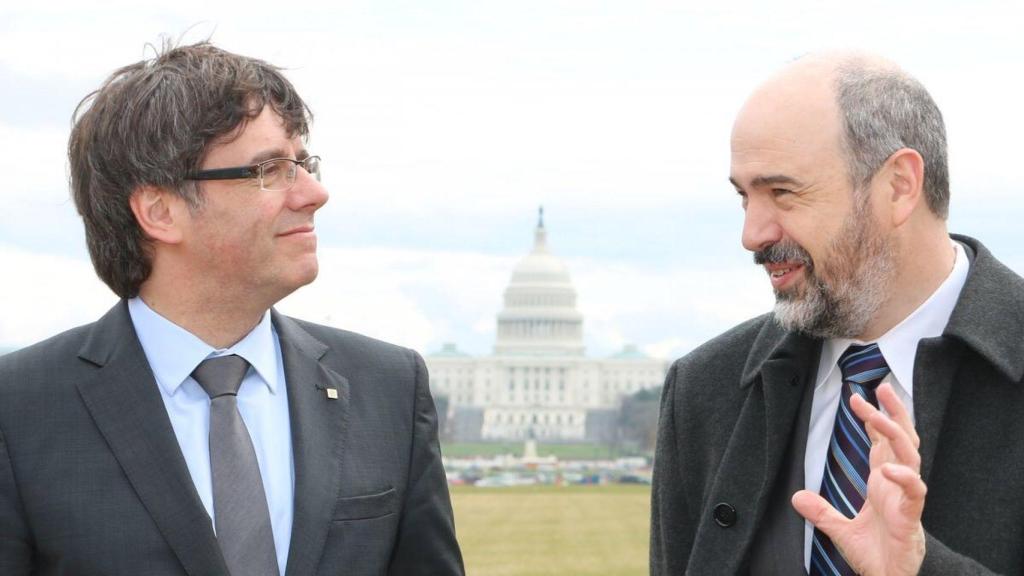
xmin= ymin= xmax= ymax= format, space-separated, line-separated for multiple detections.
xmin=838 ymin=343 xmax=890 ymax=398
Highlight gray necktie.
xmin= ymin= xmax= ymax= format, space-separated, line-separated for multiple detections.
xmin=192 ymin=355 xmax=280 ymax=576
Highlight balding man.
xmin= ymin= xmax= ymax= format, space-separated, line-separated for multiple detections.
xmin=651 ymin=53 xmax=1024 ymax=575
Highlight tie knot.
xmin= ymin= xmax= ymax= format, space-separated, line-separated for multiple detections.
xmin=192 ymin=354 xmax=251 ymax=399
xmin=838 ymin=343 xmax=890 ymax=390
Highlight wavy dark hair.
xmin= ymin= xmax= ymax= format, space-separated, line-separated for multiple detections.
xmin=69 ymin=40 xmax=312 ymax=298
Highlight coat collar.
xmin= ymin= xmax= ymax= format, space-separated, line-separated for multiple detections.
xmin=740 ymin=315 xmax=818 ymax=389
xmin=943 ymin=234 xmax=1024 ymax=383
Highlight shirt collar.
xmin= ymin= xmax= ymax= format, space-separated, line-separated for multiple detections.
xmin=128 ymin=297 xmax=280 ymax=396
xmin=817 ymin=239 xmax=969 ymax=397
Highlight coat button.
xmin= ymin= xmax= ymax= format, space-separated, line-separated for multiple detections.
xmin=713 ymin=502 xmax=737 ymax=527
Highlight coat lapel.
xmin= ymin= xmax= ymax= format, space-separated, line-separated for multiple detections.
xmin=273 ymin=313 xmax=351 ymax=576
xmin=740 ymin=320 xmax=821 ymax=508
xmin=688 ymin=319 xmax=819 ymax=573
xmin=75 ymin=302 xmax=227 ymax=576
xmin=915 ymin=236 xmax=1024 ymax=483
xmin=911 ymin=338 xmax=962 ymax=484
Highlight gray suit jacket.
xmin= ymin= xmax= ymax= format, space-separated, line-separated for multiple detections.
xmin=0 ymin=302 xmax=465 ymax=576
xmin=651 ymin=235 xmax=1024 ymax=575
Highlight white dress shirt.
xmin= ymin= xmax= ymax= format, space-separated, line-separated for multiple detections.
xmin=128 ymin=297 xmax=294 ymax=576
xmin=802 ymin=240 xmax=970 ymax=570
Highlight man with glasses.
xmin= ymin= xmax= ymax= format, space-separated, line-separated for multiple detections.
xmin=0 ymin=42 xmax=464 ymax=576
xmin=651 ymin=52 xmax=1024 ymax=575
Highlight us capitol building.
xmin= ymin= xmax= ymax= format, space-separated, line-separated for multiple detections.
xmin=426 ymin=210 xmax=668 ymax=443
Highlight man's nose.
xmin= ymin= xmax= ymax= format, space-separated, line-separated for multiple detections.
xmin=741 ymin=199 xmax=782 ymax=253
xmin=289 ymin=167 xmax=329 ymax=211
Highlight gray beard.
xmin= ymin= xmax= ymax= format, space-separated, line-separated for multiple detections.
xmin=769 ymin=206 xmax=896 ymax=339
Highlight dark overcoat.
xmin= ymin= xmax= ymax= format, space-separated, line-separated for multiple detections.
xmin=652 ymin=235 xmax=1024 ymax=575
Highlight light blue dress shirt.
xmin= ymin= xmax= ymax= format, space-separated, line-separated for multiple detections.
xmin=128 ymin=297 xmax=294 ymax=576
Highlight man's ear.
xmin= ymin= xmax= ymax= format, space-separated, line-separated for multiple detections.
xmin=884 ymin=148 xmax=926 ymax=228
xmin=129 ymin=185 xmax=187 ymax=245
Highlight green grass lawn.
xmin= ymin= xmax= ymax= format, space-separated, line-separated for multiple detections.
xmin=442 ymin=442 xmax=644 ymax=460
xmin=450 ymin=484 xmax=650 ymax=576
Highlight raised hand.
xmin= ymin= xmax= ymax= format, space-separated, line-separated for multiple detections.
xmin=792 ymin=383 xmax=927 ymax=576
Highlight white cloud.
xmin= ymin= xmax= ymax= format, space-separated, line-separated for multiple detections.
xmin=643 ymin=338 xmax=694 ymax=362
xmin=571 ymin=258 xmax=773 ymax=359
xmin=276 ymin=246 xmax=517 ymax=354
xmin=0 ymin=123 xmax=71 ymax=203
xmin=3 ymin=0 xmax=1024 ymax=359
xmin=0 ymin=244 xmax=117 ymax=347
xmin=0 ymin=123 xmax=89 ymax=259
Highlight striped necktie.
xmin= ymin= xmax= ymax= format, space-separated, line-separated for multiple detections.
xmin=809 ymin=343 xmax=890 ymax=576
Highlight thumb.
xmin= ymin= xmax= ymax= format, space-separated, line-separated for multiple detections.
xmin=792 ymin=489 xmax=851 ymax=539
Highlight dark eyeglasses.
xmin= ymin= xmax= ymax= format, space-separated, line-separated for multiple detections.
xmin=187 ymin=156 xmax=321 ymax=192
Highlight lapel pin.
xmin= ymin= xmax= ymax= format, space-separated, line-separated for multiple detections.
xmin=325 ymin=387 xmax=338 ymax=400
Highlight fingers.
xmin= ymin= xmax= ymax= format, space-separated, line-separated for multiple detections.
xmin=791 ymin=490 xmax=851 ymax=536
xmin=851 ymin=392 xmax=921 ymax=472
xmin=880 ymin=463 xmax=927 ymax=503
xmin=876 ymin=383 xmax=919 ymax=449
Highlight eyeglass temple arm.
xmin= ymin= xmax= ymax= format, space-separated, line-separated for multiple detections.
xmin=187 ymin=166 xmax=258 ymax=181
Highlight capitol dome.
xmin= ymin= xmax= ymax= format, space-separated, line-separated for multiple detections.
xmin=507 ymin=228 xmax=572 ymax=285
xmin=494 ymin=209 xmax=584 ymax=356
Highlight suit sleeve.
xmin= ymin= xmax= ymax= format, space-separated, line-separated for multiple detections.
xmin=0 ymin=423 xmax=33 ymax=575
xmin=650 ymin=360 xmax=693 ymax=576
xmin=387 ymin=351 xmax=465 ymax=575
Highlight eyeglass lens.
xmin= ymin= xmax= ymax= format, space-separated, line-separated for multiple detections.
xmin=259 ymin=157 xmax=321 ymax=191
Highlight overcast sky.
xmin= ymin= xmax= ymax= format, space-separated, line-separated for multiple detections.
xmin=2 ymin=1 xmax=1022 ymax=360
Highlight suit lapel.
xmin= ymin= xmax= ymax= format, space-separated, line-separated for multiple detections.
xmin=273 ymin=313 xmax=351 ymax=576
xmin=75 ymin=302 xmax=227 ymax=576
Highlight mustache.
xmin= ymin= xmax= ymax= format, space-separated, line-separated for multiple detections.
xmin=753 ymin=241 xmax=813 ymax=266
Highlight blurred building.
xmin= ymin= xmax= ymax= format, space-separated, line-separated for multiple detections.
xmin=426 ymin=211 xmax=668 ymax=442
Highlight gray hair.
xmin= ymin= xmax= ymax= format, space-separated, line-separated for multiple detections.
xmin=69 ymin=40 xmax=312 ymax=298
xmin=834 ymin=60 xmax=949 ymax=218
